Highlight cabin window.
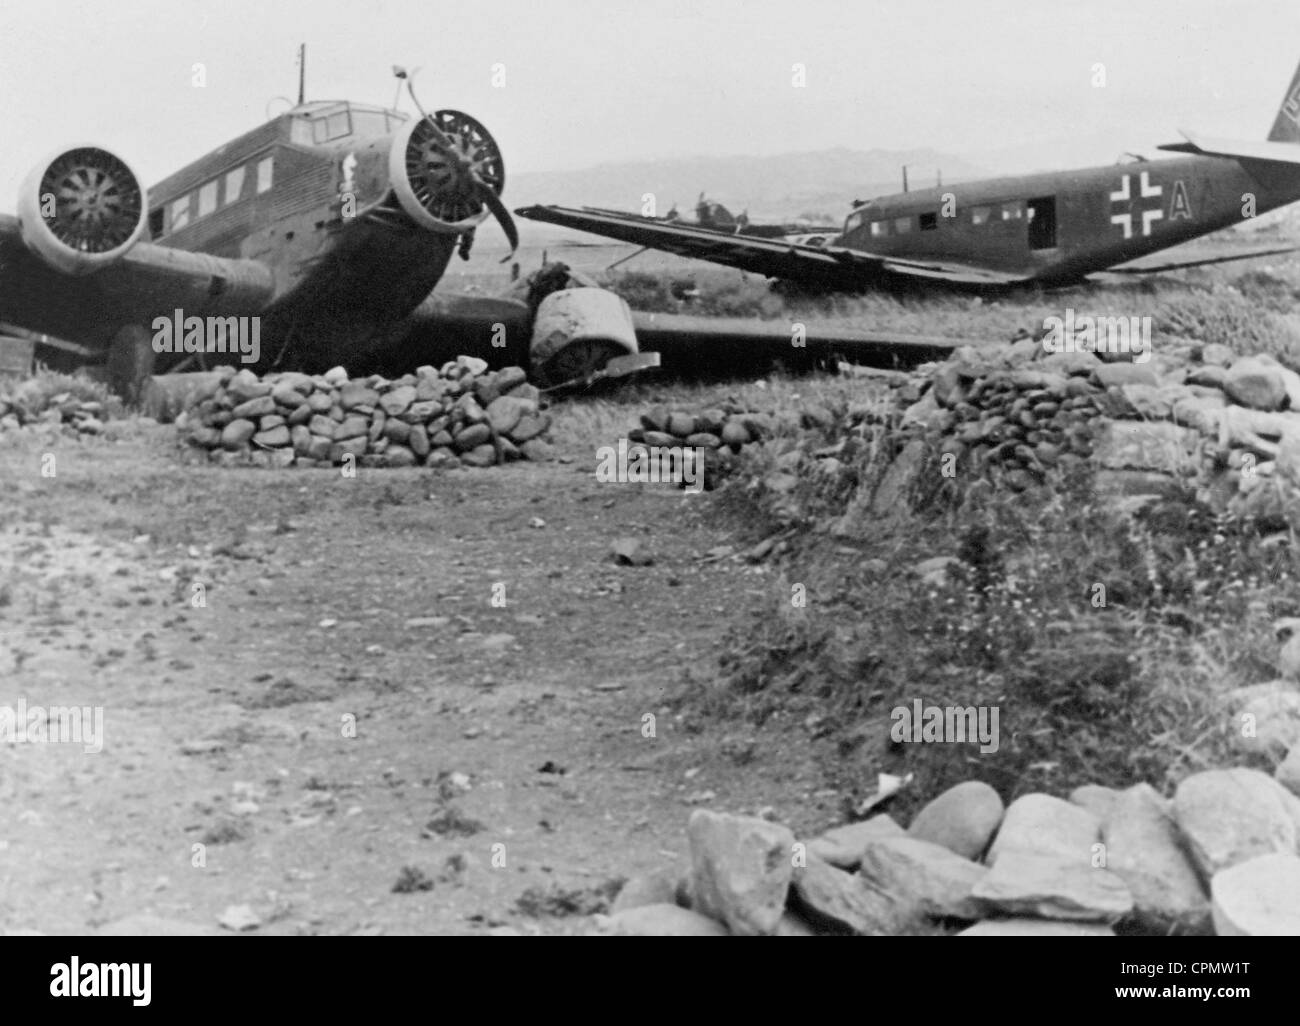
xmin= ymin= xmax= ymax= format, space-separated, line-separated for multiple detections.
xmin=1001 ymin=202 xmax=1023 ymax=221
xmin=870 ymin=221 xmax=888 ymax=237
xmin=198 ymin=180 xmax=218 ymax=218
xmin=971 ymin=206 xmax=991 ymax=225
xmin=224 ymin=167 xmax=246 ymax=205
xmin=257 ymin=157 xmax=274 ymax=194
xmin=148 ymin=208 xmax=164 ymax=238
xmin=894 ymin=217 xmax=912 ymax=234
xmin=919 ymin=212 xmax=938 ymax=231
xmin=170 ymin=195 xmax=191 ymax=231
xmin=844 ymin=212 xmax=864 ymax=234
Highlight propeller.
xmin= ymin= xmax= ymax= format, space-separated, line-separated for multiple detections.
xmin=403 ymin=73 xmax=518 ymax=261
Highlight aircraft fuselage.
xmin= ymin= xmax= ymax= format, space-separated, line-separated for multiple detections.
xmin=840 ymin=155 xmax=1300 ymax=283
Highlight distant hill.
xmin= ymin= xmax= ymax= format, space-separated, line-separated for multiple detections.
xmin=507 ymin=147 xmax=989 ymax=223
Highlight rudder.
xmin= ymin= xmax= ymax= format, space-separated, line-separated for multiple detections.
xmin=1268 ymin=59 xmax=1300 ymax=142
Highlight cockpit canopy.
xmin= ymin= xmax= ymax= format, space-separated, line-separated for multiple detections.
xmin=286 ymin=101 xmax=408 ymax=146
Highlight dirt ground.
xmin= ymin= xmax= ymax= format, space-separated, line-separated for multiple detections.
xmin=0 ymin=412 xmax=840 ymax=936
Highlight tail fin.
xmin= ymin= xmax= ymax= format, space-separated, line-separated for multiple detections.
xmin=1268 ymin=59 xmax=1300 ymax=142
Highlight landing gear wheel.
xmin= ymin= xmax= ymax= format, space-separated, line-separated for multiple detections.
xmin=539 ymin=339 xmax=623 ymax=388
xmin=106 ymin=324 xmax=155 ymax=406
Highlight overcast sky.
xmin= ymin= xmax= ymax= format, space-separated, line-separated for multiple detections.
xmin=2 ymin=0 xmax=1299 ymax=201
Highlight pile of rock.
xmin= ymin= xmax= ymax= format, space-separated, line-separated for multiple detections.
xmin=839 ymin=333 xmax=1300 ymax=525
xmin=0 ymin=392 xmax=111 ymax=436
xmin=180 ymin=357 xmax=554 ymax=468
xmin=628 ymin=403 xmax=779 ymax=454
xmin=596 ymin=768 xmax=1300 ymax=936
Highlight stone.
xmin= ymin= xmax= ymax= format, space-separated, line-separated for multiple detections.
xmin=611 ymin=537 xmax=652 ymax=566
xmin=1094 ymin=363 xmax=1160 ymax=389
xmin=495 ymin=366 xmax=528 ymax=393
xmin=1277 ymin=743 xmax=1300 ymax=797
xmin=323 ymin=366 xmax=349 ymax=386
xmin=1091 ymin=420 xmax=1200 ymax=474
xmin=231 ymin=395 xmax=276 ymax=419
xmin=789 ymin=853 xmax=912 ymax=935
xmin=379 ymin=385 xmax=416 ymax=416
xmin=1068 ymin=784 xmax=1123 ymax=824
xmin=684 ymin=432 xmax=722 ymax=449
xmin=857 ymin=836 xmax=987 ymax=920
xmin=687 ymin=810 xmax=794 ymax=936
xmin=408 ymin=423 xmax=430 ymax=458
xmin=1223 ymin=682 xmax=1300 ymax=759
xmin=667 ymin=412 xmax=697 ymax=437
xmin=308 ymin=414 xmax=336 ymax=437
xmin=720 ymin=421 xmax=751 ymax=448
xmin=1174 ymin=768 xmax=1300 ymax=879
xmin=1210 ymin=853 xmax=1300 ymax=936
xmin=487 ymin=395 xmax=530 ymax=436
xmin=252 ymin=425 xmax=290 ymax=448
xmin=511 ymin=414 xmax=549 ymax=442
xmin=519 ymin=439 xmax=554 ymax=461
xmin=611 ymin=870 xmax=681 ymax=913
xmin=1103 ymin=784 xmax=1211 ymax=934
xmin=226 ymin=369 xmax=270 ymax=402
xmin=957 ymin=918 xmax=1114 ymax=936
xmin=271 ymin=382 xmax=307 ymax=407
xmin=807 ymin=814 xmax=905 ymax=869
xmin=908 ymin=780 xmax=1004 ymax=860
xmin=220 ymin=419 xmax=256 ymax=450
xmin=382 ymin=444 xmax=417 ymax=468
xmin=286 ymin=403 xmax=312 ymax=427
xmin=595 ymin=904 xmax=728 ymax=937
xmin=641 ymin=406 xmax=670 ymax=433
xmin=382 ymin=418 xmax=411 ymax=444
xmin=460 ymin=443 xmax=498 ymax=467
xmin=258 ymin=414 xmax=286 ymax=431
xmin=306 ymin=436 xmax=332 ymax=461
xmin=972 ymin=851 xmax=1133 ymax=921
xmin=457 ymin=394 xmax=488 ymax=424
xmin=333 ymin=415 xmax=369 ymax=442
xmin=1224 ymin=354 xmax=1288 ymax=411
xmin=986 ymin=793 xmax=1101 ymax=867
xmin=340 ymin=382 xmax=381 ymax=410
xmin=455 ymin=423 xmax=492 ymax=451
xmin=329 ymin=437 xmax=368 ymax=463
xmin=1200 ymin=343 xmax=1235 ymax=367
xmin=457 ymin=355 xmax=489 ymax=376
xmin=1186 ymin=365 xmax=1228 ymax=389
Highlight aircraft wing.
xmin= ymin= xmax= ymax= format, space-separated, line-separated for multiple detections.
xmin=1159 ymin=130 xmax=1300 ymax=166
xmin=516 ymin=204 xmax=1036 ymax=291
xmin=0 ymin=213 xmax=276 ymax=360
xmin=1104 ymin=244 xmax=1299 ymax=275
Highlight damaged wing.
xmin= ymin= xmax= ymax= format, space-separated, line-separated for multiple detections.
xmin=515 ymin=204 xmax=1033 ymax=291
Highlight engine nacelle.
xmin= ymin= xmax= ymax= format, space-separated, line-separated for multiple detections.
xmin=530 ymin=287 xmax=638 ymax=386
xmin=388 ymin=110 xmax=504 ymax=235
xmin=17 ymin=145 xmax=146 ymax=275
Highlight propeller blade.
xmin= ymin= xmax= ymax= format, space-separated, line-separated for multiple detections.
xmin=474 ymin=179 xmax=519 ymax=259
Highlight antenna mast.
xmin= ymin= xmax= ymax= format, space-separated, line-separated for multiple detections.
xmin=297 ymin=43 xmax=306 ymax=105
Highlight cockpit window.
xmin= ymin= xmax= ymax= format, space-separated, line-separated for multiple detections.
xmin=313 ymin=109 xmax=352 ymax=144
